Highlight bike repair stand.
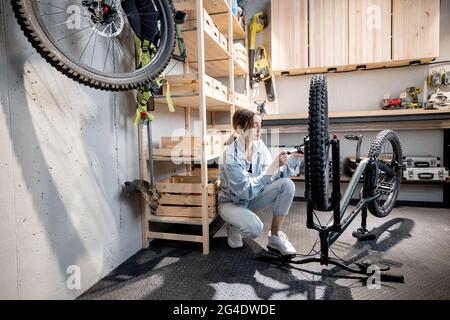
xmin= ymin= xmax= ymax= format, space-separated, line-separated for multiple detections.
xmin=259 ymin=135 xmax=404 ymax=283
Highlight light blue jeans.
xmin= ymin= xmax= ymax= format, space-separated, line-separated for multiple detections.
xmin=218 ymin=178 xmax=296 ymax=239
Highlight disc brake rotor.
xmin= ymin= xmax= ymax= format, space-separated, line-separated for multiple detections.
xmin=83 ymin=0 xmax=125 ymax=38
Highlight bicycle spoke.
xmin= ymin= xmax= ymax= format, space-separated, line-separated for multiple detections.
xmin=47 ymin=18 xmax=80 ymax=29
xmin=56 ymin=25 xmax=92 ymax=42
xmin=79 ymin=28 xmax=96 ymax=60
xmin=91 ymin=31 xmax=98 ymax=68
xmin=39 ymin=11 xmax=66 ymax=16
xmin=103 ymin=37 xmax=113 ymax=71
xmin=38 ymin=1 xmax=91 ymax=19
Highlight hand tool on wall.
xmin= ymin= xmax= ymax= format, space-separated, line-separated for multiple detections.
xmin=427 ymin=69 xmax=450 ymax=87
xmin=443 ymin=70 xmax=450 ymax=85
xmin=249 ymin=12 xmax=275 ymax=101
xmin=249 ymin=12 xmax=267 ymax=86
xmin=253 ymin=46 xmax=275 ymax=101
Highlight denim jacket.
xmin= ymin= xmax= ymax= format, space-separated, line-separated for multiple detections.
xmin=218 ymin=138 xmax=304 ymax=207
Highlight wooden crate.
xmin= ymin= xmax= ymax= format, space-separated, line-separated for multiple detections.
xmin=182 ymin=9 xmax=228 ymax=53
xmin=203 ymin=74 xmax=215 ymax=97
xmin=155 ymin=175 xmax=219 ymax=218
xmin=157 ymin=135 xmax=215 ymax=157
xmin=210 ymin=133 xmax=225 ymax=154
xmin=211 ymin=78 xmax=229 ymax=102
xmin=153 ymin=145 xmax=213 ymax=157
xmin=235 ymin=92 xmax=250 ymax=108
xmin=204 ymin=8 xmax=220 ymax=39
xmin=162 ymin=74 xmax=226 ymax=101
xmin=161 ymin=134 xmax=219 ymax=148
xmin=157 ymin=133 xmax=227 ymax=157
xmin=185 ymin=168 xmax=221 ymax=179
xmin=218 ymin=33 xmax=228 ymax=51
xmin=233 ymin=43 xmax=248 ymax=63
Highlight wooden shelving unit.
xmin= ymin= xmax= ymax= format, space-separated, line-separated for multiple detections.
xmin=140 ymin=0 xmax=250 ymax=254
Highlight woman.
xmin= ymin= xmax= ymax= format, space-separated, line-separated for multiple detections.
xmin=218 ymin=108 xmax=304 ymax=256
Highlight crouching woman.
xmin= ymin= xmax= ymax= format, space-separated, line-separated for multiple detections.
xmin=218 ymin=109 xmax=304 ymax=256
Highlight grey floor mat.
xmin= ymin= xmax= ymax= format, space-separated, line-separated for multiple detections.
xmin=79 ymin=203 xmax=450 ymax=300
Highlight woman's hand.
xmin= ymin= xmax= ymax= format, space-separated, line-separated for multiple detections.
xmin=266 ymin=151 xmax=288 ymax=176
xmin=275 ymin=151 xmax=289 ymax=166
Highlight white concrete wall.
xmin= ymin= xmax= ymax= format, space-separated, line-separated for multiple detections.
xmin=0 ymin=1 xmax=188 ymax=299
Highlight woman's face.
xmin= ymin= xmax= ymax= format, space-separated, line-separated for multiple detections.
xmin=245 ymin=114 xmax=262 ymax=141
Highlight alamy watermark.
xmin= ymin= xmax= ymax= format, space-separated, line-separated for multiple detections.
xmin=66 ymin=265 xmax=81 ymax=290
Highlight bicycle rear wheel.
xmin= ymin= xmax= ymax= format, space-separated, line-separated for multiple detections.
xmin=366 ymin=130 xmax=403 ymax=218
xmin=12 ymin=0 xmax=175 ymax=91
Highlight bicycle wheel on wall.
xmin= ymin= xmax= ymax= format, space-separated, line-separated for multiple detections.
xmin=366 ymin=129 xmax=403 ymax=217
xmin=11 ymin=0 xmax=175 ymax=91
xmin=307 ymin=75 xmax=331 ymax=211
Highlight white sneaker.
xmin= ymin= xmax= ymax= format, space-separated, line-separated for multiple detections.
xmin=268 ymin=231 xmax=296 ymax=256
xmin=227 ymin=224 xmax=243 ymax=248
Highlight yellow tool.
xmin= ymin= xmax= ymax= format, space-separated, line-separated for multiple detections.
xmin=406 ymin=87 xmax=423 ymax=108
xmin=249 ymin=12 xmax=267 ymax=85
xmin=249 ymin=12 xmax=275 ymax=101
xmin=254 ymin=46 xmax=270 ymax=82
xmin=254 ymin=46 xmax=275 ymax=101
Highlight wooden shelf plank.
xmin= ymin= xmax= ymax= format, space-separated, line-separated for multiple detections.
xmin=148 ymin=213 xmax=215 ymax=225
xmin=263 ymin=108 xmax=450 ymax=129
xmin=204 ymin=0 xmax=230 ymax=14
xmin=190 ymin=58 xmax=248 ymax=77
xmin=174 ymin=0 xmax=230 ymax=20
xmin=233 ymin=59 xmax=248 ymax=76
xmin=182 ymin=28 xmax=231 ymax=63
xmin=210 ymin=12 xmax=246 ymax=40
xmin=275 ymin=57 xmax=436 ymax=76
xmin=151 ymin=152 xmax=222 ymax=162
xmin=154 ymin=94 xmax=232 ymax=110
xmin=265 ymin=108 xmax=450 ymax=120
xmin=191 ymin=60 xmax=229 ymax=77
xmin=147 ymin=231 xmax=203 ymax=243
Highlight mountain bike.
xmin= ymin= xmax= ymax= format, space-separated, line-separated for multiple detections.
xmin=11 ymin=0 xmax=176 ymax=91
xmin=262 ymin=75 xmax=405 ymax=283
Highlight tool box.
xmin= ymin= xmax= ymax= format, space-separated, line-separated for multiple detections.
xmin=403 ymin=155 xmax=441 ymax=168
xmin=403 ymin=167 xmax=449 ymax=181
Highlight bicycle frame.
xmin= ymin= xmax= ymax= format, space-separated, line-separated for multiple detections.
xmin=304 ymin=135 xmax=381 ymax=264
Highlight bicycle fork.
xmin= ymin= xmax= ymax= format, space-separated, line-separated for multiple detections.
xmin=304 ymin=135 xmax=341 ymax=264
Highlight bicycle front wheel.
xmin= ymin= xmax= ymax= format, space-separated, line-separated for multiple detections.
xmin=12 ymin=0 xmax=175 ymax=91
xmin=307 ymin=75 xmax=331 ymax=211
